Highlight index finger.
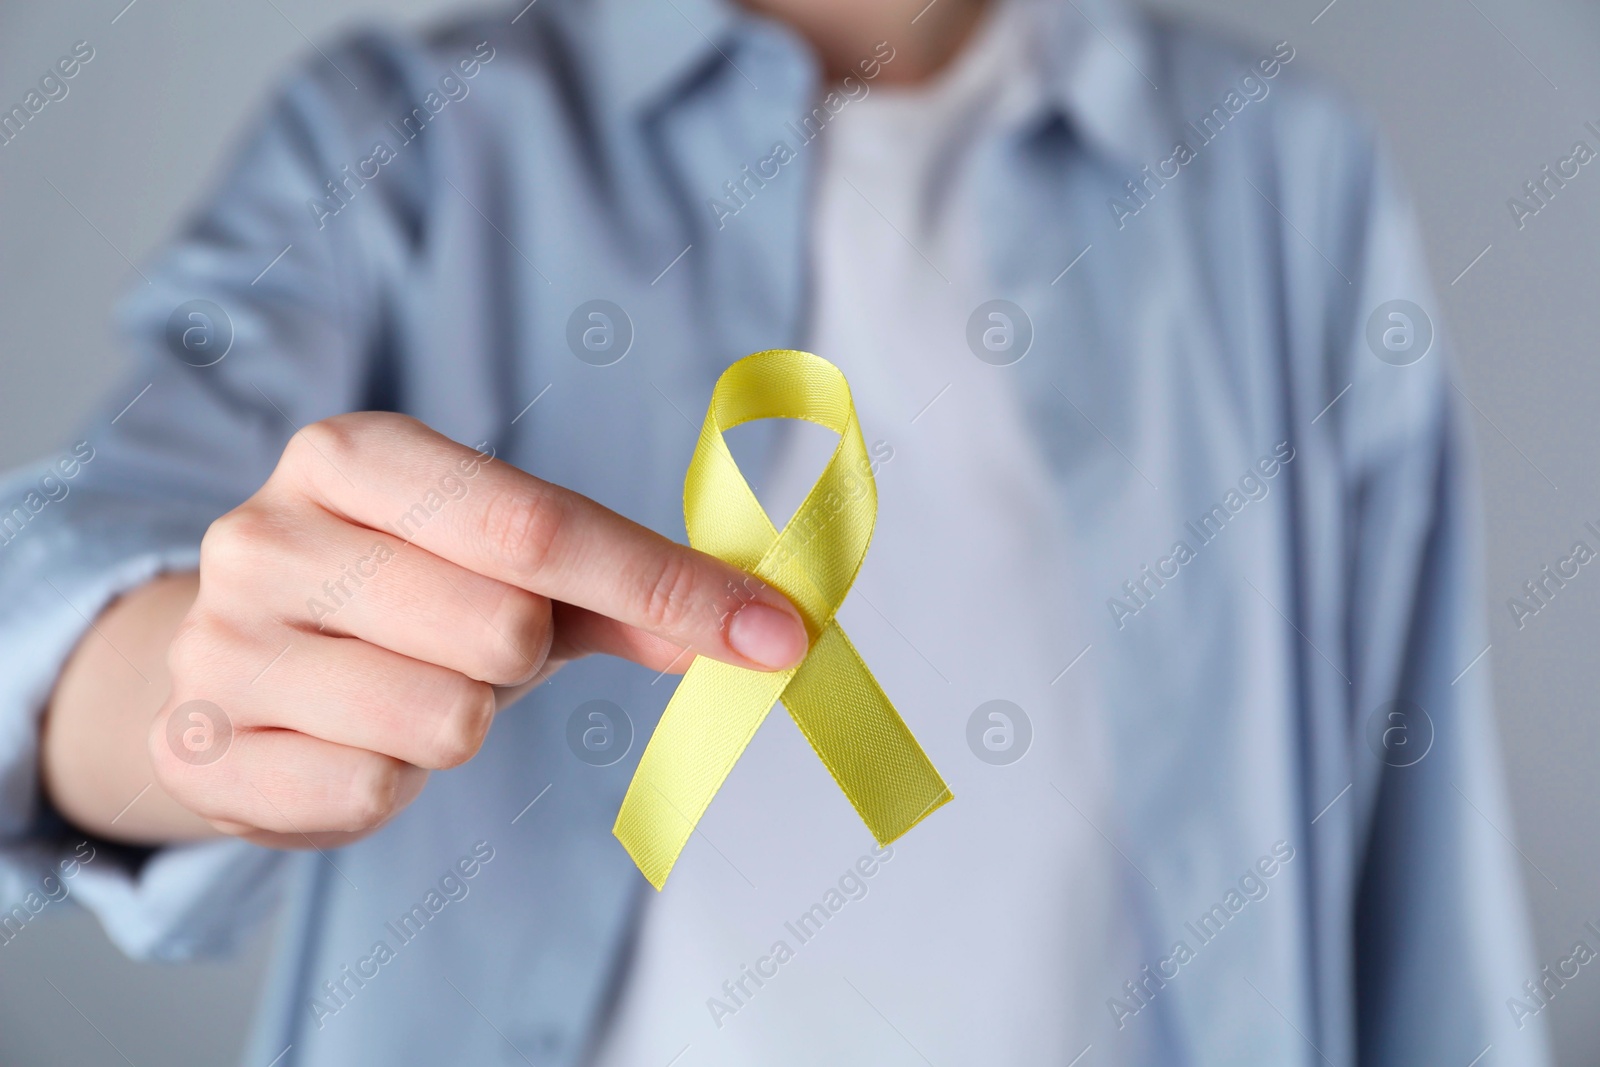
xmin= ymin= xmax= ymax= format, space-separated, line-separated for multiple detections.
xmin=276 ymin=413 xmax=809 ymax=672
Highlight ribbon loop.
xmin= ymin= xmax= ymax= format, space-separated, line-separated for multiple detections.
xmin=613 ymin=349 xmax=953 ymax=889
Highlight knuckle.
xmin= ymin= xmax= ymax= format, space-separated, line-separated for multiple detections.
xmin=199 ymin=507 xmax=268 ymax=577
xmin=145 ymin=707 xmax=229 ymax=815
xmin=324 ymin=410 xmax=421 ymax=451
xmin=284 ymin=418 xmax=346 ymax=472
xmin=428 ymin=678 xmax=496 ymax=769
xmin=474 ymin=588 xmax=551 ymax=684
xmin=367 ymin=410 xmax=425 ymax=436
xmin=478 ymin=487 xmax=563 ymax=578
xmin=340 ymin=757 xmax=405 ymax=832
xmin=640 ymin=550 xmax=700 ymax=634
xmin=282 ymin=413 xmax=396 ymax=484
xmin=145 ymin=709 xmax=189 ymax=786
xmin=163 ymin=610 xmax=231 ymax=686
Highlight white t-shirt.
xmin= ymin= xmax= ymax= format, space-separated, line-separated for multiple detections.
xmin=592 ymin=4 xmax=1145 ymax=1062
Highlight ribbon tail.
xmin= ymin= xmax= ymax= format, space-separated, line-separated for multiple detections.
xmin=782 ymin=623 xmax=953 ymax=846
xmin=613 ymin=657 xmax=796 ymax=889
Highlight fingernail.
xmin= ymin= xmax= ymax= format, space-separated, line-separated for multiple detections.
xmin=727 ymin=602 xmax=808 ymax=670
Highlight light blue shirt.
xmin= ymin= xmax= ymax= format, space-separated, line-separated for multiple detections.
xmin=0 ymin=0 xmax=1550 ymax=1063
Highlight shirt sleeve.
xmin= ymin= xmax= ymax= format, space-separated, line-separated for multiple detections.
xmin=0 ymin=31 xmax=424 ymax=962
xmin=1323 ymin=129 xmax=1553 ymax=1062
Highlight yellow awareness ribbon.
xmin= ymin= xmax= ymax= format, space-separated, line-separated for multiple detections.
xmin=613 ymin=349 xmax=954 ymax=889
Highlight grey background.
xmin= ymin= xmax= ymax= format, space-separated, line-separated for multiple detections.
xmin=2 ymin=0 xmax=1597 ymax=1063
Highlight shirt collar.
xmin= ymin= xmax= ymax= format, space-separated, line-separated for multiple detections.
xmin=1023 ymin=0 xmax=1170 ymax=165
xmin=558 ymin=0 xmax=776 ymax=119
xmin=560 ymin=0 xmax=1168 ymax=167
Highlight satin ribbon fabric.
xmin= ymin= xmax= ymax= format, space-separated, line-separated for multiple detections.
xmin=613 ymin=350 xmax=954 ymax=889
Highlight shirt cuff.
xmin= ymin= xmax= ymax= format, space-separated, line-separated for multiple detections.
xmin=0 ymin=530 xmax=288 ymax=960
